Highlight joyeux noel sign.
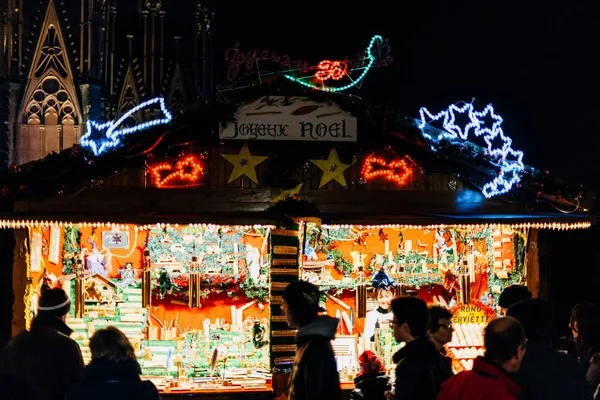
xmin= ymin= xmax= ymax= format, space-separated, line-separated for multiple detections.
xmin=219 ymin=96 xmax=357 ymax=142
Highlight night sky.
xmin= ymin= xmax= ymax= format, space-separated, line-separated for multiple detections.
xmin=216 ymin=0 xmax=600 ymax=185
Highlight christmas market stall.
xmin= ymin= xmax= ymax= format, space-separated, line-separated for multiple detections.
xmin=0 ymin=35 xmax=595 ymax=399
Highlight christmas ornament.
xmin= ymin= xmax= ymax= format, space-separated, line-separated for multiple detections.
xmin=310 ymin=148 xmax=354 ymax=188
xmin=221 ymin=144 xmax=268 ymax=184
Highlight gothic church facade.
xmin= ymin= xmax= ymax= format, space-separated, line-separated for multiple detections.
xmin=0 ymin=0 xmax=215 ymax=166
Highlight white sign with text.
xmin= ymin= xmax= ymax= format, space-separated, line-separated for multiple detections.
xmin=219 ymin=96 xmax=357 ymax=142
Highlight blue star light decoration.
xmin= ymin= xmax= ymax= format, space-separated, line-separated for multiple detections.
xmin=80 ymin=97 xmax=173 ymax=156
xmin=417 ymin=101 xmax=525 ymax=198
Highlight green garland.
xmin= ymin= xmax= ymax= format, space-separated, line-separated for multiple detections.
xmin=62 ymin=226 xmax=81 ymax=275
xmin=306 ymin=228 xmax=353 ymax=275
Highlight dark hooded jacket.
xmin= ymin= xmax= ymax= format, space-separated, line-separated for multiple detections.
xmin=0 ymin=316 xmax=84 ymax=400
xmin=67 ymin=357 xmax=159 ymax=400
xmin=515 ymin=339 xmax=593 ymax=400
xmin=288 ymin=315 xmax=342 ymax=400
xmin=350 ymin=371 xmax=392 ymax=400
xmin=393 ymin=336 xmax=453 ymax=400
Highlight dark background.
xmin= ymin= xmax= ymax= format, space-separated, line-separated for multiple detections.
xmin=215 ymin=0 xmax=600 ymax=334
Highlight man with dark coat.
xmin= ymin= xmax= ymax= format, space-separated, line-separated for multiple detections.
xmin=389 ymin=296 xmax=453 ymax=400
xmin=507 ymin=299 xmax=593 ymax=400
xmin=0 ymin=288 xmax=84 ymax=400
xmin=282 ymin=280 xmax=341 ymax=400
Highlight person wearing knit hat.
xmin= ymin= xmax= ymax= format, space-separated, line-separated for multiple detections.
xmin=38 ymin=287 xmax=72 ymax=319
xmin=0 ymin=288 xmax=84 ymax=400
xmin=282 ymin=280 xmax=341 ymax=400
xmin=498 ymin=285 xmax=532 ymax=315
xmin=351 ymin=350 xmax=392 ymax=400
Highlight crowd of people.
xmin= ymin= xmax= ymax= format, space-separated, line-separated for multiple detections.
xmin=0 ymin=282 xmax=599 ymax=400
xmin=282 ymin=281 xmax=600 ymax=400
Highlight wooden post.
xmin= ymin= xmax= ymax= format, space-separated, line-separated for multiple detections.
xmin=525 ymin=229 xmax=540 ymax=298
xmin=142 ymin=250 xmax=152 ymax=308
xmin=270 ymin=224 xmax=300 ymax=397
xmin=12 ymin=229 xmax=28 ymax=336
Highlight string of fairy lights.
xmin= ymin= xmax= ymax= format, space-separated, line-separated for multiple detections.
xmin=0 ymin=220 xmax=591 ymax=231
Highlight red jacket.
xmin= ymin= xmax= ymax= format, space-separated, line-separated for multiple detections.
xmin=437 ymin=357 xmax=521 ymax=400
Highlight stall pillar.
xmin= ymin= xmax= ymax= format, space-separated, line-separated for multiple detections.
xmin=269 ymin=224 xmax=301 ymax=398
xmin=525 ymin=229 xmax=540 ymax=298
xmin=142 ymin=250 xmax=152 ymax=308
xmin=12 ymin=228 xmax=28 ymax=336
xmin=0 ymin=228 xmax=15 ymax=346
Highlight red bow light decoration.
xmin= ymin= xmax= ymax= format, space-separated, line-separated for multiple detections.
xmin=361 ymin=154 xmax=414 ymax=185
xmin=150 ymin=155 xmax=205 ymax=188
xmin=315 ymin=60 xmax=348 ymax=81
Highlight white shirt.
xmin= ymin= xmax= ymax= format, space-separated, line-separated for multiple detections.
xmin=364 ymin=307 xmax=394 ymax=341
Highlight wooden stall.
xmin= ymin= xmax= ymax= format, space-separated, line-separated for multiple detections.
xmin=0 ymin=84 xmax=593 ymax=399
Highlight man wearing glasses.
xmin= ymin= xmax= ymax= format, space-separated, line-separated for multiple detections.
xmin=428 ymin=306 xmax=454 ymax=356
xmin=386 ymin=297 xmax=453 ymax=400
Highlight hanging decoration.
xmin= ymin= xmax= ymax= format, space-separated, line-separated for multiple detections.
xmin=80 ymin=97 xmax=173 ymax=156
xmin=150 ymin=154 xmax=205 ymax=188
xmin=361 ymin=154 xmax=414 ymax=185
xmin=221 ymin=144 xmax=268 ymax=184
xmin=283 ymin=35 xmax=385 ymax=92
xmin=310 ymin=148 xmax=354 ymax=188
xmin=223 ymin=37 xmax=392 ymax=83
xmin=417 ymin=101 xmax=524 ymax=198
xmin=269 ymin=183 xmax=303 ymax=204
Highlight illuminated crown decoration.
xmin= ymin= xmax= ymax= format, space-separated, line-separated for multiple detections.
xmin=417 ymin=101 xmax=525 ymax=198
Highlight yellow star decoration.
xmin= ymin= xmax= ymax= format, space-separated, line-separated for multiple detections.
xmin=270 ymin=183 xmax=303 ymax=204
xmin=310 ymin=148 xmax=354 ymax=188
xmin=221 ymin=144 xmax=268 ymax=184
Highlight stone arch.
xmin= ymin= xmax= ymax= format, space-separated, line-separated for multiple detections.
xmin=17 ymin=0 xmax=81 ymax=165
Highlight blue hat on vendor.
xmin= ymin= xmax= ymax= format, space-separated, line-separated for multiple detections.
xmin=371 ymin=268 xmax=396 ymax=290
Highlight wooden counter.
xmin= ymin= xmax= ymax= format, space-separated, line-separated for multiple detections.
xmin=160 ymin=387 xmax=273 ymax=400
xmin=158 ymin=382 xmax=355 ymax=399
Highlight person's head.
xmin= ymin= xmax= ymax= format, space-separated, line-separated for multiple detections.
xmin=376 ymin=287 xmax=394 ymax=310
xmin=37 ymin=288 xmax=71 ymax=321
xmin=483 ymin=317 xmax=527 ymax=373
xmin=506 ymin=298 xmax=553 ymax=342
xmin=428 ymin=306 xmax=454 ymax=349
xmin=281 ymin=280 xmax=324 ymax=328
xmin=356 ymin=350 xmax=385 ymax=377
xmin=391 ymin=296 xmax=429 ymax=343
xmin=89 ymin=326 xmax=136 ymax=362
xmin=569 ymin=303 xmax=600 ymax=357
xmin=498 ymin=285 xmax=532 ymax=315
xmin=569 ymin=303 xmax=600 ymax=340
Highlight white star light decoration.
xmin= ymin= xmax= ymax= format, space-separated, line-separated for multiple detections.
xmin=80 ymin=97 xmax=173 ymax=156
xmin=417 ymin=102 xmax=524 ymax=198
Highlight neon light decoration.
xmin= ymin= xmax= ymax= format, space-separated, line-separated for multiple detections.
xmin=283 ymin=35 xmax=384 ymax=92
xmin=150 ymin=154 xmax=205 ymax=188
xmin=80 ymin=97 xmax=173 ymax=156
xmin=417 ymin=102 xmax=525 ymax=198
xmin=361 ymin=154 xmax=413 ymax=185
xmin=315 ymin=60 xmax=348 ymax=81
